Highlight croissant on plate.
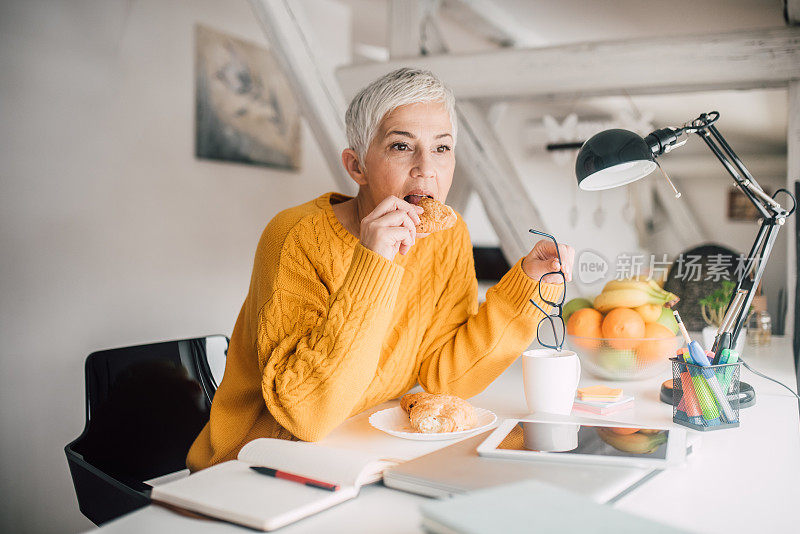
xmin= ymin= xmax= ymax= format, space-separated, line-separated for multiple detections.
xmin=400 ymin=392 xmax=476 ymax=433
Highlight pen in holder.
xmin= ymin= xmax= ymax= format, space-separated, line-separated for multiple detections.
xmin=671 ymin=355 xmax=741 ymax=431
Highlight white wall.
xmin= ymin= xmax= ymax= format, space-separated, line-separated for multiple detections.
xmin=0 ymin=1 xmax=348 ymax=532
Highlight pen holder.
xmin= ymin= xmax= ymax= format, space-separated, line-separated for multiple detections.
xmin=670 ymin=357 xmax=741 ymax=431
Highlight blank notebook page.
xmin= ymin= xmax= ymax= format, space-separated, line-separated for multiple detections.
xmin=151 ymin=461 xmax=356 ymax=531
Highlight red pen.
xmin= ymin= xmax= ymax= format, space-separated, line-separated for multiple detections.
xmin=249 ymin=465 xmax=340 ymax=491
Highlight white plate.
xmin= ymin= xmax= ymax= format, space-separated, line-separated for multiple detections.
xmin=368 ymin=406 xmax=497 ymax=441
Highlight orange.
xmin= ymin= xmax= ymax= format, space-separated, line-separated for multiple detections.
xmin=567 ymin=308 xmax=603 ymax=349
xmin=636 ymin=322 xmax=676 ymax=362
xmin=602 ymin=308 xmax=645 ymax=349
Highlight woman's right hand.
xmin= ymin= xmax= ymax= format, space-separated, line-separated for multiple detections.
xmin=359 ymin=195 xmax=426 ymax=261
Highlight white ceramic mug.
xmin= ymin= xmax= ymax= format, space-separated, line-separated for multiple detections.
xmin=522 ymin=421 xmax=579 ymax=452
xmin=522 ymin=349 xmax=581 ymax=415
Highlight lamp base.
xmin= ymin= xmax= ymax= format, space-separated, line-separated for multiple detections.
xmin=659 ymin=380 xmax=756 ymax=409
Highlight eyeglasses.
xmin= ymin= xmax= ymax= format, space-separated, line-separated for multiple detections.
xmin=528 ymin=229 xmax=567 ymax=352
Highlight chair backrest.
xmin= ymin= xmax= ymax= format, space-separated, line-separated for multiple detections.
xmin=664 ymin=243 xmax=741 ymax=332
xmin=65 ymin=335 xmax=228 ymax=525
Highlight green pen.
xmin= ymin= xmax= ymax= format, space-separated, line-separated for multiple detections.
xmin=714 ymin=348 xmax=730 ymax=387
xmin=684 ymin=350 xmax=721 ymax=424
xmin=720 ymin=349 xmax=739 ymax=393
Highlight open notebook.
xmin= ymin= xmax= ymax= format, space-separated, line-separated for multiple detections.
xmin=150 ymin=438 xmax=397 ymax=531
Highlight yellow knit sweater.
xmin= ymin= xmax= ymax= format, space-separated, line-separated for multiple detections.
xmin=186 ymin=191 xmax=562 ymax=471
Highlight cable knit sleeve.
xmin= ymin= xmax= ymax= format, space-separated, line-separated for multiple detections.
xmin=416 ymin=218 xmax=564 ymax=398
xmin=256 ymin=241 xmax=404 ymax=442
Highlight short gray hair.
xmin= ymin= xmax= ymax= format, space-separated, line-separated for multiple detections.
xmin=345 ymin=67 xmax=457 ymax=165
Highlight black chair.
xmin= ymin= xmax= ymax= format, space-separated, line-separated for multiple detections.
xmin=65 ymin=335 xmax=228 ymax=525
xmin=473 ymin=246 xmax=511 ymax=281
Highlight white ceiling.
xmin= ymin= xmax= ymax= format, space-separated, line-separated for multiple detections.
xmin=338 ymin=0 xmax=785 ymax=52
xmin=334 ymin=0 xmax=789 ymax=157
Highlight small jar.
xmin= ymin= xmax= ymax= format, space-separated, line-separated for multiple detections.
xmin=747 ymin=310 xmax=772 ymax=346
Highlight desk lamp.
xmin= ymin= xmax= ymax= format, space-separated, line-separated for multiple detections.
xmin=575 ymin=111 xmax=796 ymax=354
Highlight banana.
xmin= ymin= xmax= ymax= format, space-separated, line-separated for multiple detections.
xmin=601 ymin=279 xmax=657 ymax=294
xmin=596 ymin=428 xmax=667 ymax=454
xmin=602 ymin=279 xmax=672 ymax=298
xmin=646 ymin=279 xmax=667 ymax=293
xmin=593 ymin=289 xmax=654 ymax=312
xmin=634 ymin=304 xmax=662 ymax=323
xmin=638 ymin=428 xmax=661 ymax=435
xmin=594 ymin=279 xmax=679 ymax=313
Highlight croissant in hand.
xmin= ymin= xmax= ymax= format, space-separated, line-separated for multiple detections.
xmin=400 ymin=392 xmax=476 ymax=433
xmin=415 ymin=197 xmax=457 ymax=234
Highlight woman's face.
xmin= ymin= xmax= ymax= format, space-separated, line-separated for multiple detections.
xmin=360 ymin=101 xmax=455 ymax=207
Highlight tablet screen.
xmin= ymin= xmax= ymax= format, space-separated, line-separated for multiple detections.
xmin=496 ymin=422 xmax=670 ymax=460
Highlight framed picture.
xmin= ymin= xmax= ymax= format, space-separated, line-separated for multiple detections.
xmin=727 ymin=186 xmax=771 ymax=221
xmin=195 ymin=25 xmax=301 ymax=170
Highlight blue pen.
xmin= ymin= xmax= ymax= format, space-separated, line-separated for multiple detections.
xmin=674 ymin=311 xmax=737 ymax=423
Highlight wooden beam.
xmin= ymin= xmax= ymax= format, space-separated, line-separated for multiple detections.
xmin=455 ymin=101 xmax=546 ymax=261
xmin=660 ymin=154 xmax=787 ymax=181
xmin=445 ymin=168 xmax=473 ymax=214
xmin=446 ymin=103 xmax=507 ymax=215
xmin=628 ymin=179 xmax=656 ymax=250
xmin=249 ymin=0 xmax=355 ymax=194
xmin=388 ymin=0 xmax=425 ymax=58
xmin=337 ymin=27 xmax=800 ymax=101
xmin=440 ymin=0 xmax=546 ymax=48
xmin=651 ymin=176 xmax=707 ymax=250
xmin=786 ymin=81 xmax=799 ymax=339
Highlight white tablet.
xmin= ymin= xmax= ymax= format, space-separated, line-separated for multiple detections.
xmin=477 ymin=418 xmax=687 ymax=469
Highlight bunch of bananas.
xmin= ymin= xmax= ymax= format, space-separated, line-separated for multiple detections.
xmin=592 ymin=279 xmax=680 ymax=314
xmin=595 ymin=427 xmax=667 ymax=454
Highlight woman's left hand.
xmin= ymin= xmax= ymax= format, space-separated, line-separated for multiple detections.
xmin=522 ymin=240 xmax=575 ymax=284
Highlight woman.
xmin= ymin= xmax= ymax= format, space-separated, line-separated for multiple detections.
xmin=187 ymin=68 xmax=574 ymax=471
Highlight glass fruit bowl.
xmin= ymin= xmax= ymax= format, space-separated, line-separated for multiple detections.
xmin=565 ymin=334 xmax=684 ymax=381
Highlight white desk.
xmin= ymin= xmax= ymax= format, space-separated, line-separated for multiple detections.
xmin=87 ymin=336 xmax=799 ymax=534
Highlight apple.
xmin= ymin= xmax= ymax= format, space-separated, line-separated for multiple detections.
xmin=597 ymin=347 xmax=636 ymax=372
xmin=656 ymin=307 xmax=680 ymax=335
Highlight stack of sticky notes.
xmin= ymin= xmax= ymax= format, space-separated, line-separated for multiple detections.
xmin=578 ymin=386 xmax=623 ymax=402
xmin=573 ymin=385 xmax=634 ymax=415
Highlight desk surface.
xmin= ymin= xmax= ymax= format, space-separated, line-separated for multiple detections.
xmin=88 ymin=336 xmax=799 ymax=534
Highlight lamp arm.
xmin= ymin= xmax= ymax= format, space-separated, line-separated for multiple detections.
xmin=695 ymin=129 xmax=775 ymax=220
xmin=724 ymin=218 xmax=782 ymax=349
xmin=683 ymin=115 xmax=794 ymax=351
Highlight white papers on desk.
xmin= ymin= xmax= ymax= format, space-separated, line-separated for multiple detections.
xmin=420 ymin=479 xmax=687 ymax=534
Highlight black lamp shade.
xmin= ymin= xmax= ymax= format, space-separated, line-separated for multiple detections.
xmin=576 ymin=129 xmax=657 ymax=190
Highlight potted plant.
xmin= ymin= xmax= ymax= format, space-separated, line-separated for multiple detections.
xmin=699 ymin=281 xmax=748 ymax=353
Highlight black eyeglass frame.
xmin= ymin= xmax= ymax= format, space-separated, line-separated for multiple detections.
xmin=528 ymin=229 xmax=567 ymax=351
